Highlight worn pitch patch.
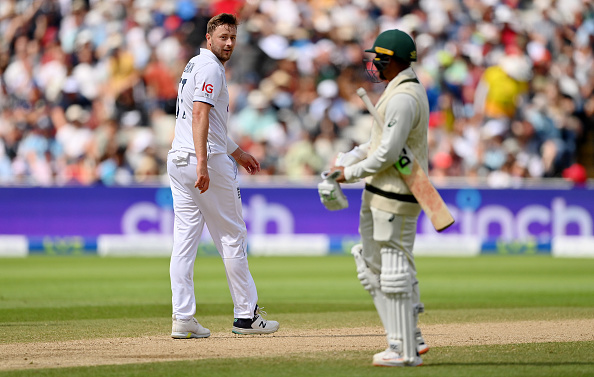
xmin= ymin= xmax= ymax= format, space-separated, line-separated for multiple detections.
xmin=1 ymin=319 xmax=593 ymax=371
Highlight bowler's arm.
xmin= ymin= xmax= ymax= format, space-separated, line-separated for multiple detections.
xmin=192 ymin=101 xmax=211 ymax=193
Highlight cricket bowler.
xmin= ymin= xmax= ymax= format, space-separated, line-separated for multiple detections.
xmin=167 ymin=13 xmax=279 ymax=338
xmin=328 ymin=29 xmax=430 ymax=366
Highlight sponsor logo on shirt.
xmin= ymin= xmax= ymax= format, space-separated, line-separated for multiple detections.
xmin=202 ymin=83 xmax=214 ymax=94
xmin=395 ymin=148 xmax=412 ymax=175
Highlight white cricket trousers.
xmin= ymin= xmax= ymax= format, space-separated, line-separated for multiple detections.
xmin=167 ymin=151 xmax=258 ymax=320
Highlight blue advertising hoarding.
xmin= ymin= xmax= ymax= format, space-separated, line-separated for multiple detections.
xmin=418 ymin=188 xmax=593 ymax=240
xmin=1 ymin=186 xmax=593 ymax=253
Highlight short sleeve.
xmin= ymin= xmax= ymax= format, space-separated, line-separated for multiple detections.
xmin=193 ymin=62 xmax=223 ymax=106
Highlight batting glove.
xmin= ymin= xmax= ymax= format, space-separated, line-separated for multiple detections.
xmin=335 ymin=146 xmax=367 ymax=183
xmin=318 ymin=170 xmax=349 ymax=211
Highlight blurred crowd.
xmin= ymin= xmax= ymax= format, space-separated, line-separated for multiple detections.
xmin=0 ymin=0 xmax=593 ymax=187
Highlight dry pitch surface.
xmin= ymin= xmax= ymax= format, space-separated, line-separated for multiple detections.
xmin=1 ymin=318 xmax=593 ymax=371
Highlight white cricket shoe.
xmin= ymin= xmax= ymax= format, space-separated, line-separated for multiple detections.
xmin=416 ymin=328 xmax=429 ymax=354
xmin=171 ymin=315 xmax=211 ymax=339
xmin=232 ymin=305 xmax=279 ymax=335
xmin=373 ymin=349 xmax=423 ymax=367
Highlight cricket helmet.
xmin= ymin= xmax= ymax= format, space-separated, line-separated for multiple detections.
xmin=364 ymin=29 xmax=417 ymax=82
xmin=366 ymin=29 xmax=417 ymax=62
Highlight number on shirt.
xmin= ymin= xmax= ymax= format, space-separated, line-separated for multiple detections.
xmin=175 ymin=78 xmax=188 ymax=119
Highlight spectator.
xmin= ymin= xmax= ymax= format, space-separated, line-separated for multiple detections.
xmin=0 ymin=0 xmax=592 ymax=186
xmin=143 ymin=52 xmax=178 ymax=115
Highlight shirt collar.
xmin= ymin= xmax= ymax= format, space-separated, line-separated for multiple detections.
xmin=200 ymin=48 xmax=225 ymax=69
xmin=386 ymin=67 xmax=417 ymax=90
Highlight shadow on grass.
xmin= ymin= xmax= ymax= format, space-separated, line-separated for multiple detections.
xmin=0 ymin=302 xmax=375 ymax=322
xmin=427 ymin=362 xmax=594 ymax=366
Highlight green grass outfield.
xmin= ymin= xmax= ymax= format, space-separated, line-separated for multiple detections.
xmin=1 ymin=255 xmax=594 ymax=376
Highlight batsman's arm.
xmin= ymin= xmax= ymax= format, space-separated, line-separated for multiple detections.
xmin=332 ymin=143 xmax=369 ymax=183
xmin=343 ymin=94 xmax=415 ymax=182
xmin=356 ymin=87 xmax=454 ymax=232
xmin=334 ymin=142 xmax=369 ymax=168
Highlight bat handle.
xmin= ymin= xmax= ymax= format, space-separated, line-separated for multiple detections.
xmin=357 ymin=87 xmax=384 ymax=126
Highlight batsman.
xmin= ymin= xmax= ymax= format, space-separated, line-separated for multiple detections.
xmin=328 ymin=29 xmax=430 ymax=367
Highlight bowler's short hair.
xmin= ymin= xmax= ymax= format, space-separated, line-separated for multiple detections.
xmin=207 ymin=13 xmax=238 ymax=35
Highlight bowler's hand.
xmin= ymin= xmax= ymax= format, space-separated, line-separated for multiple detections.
xmin=234 ymin=150 xmax=261 ymax=175
xmin=194 ymin=162 xmax=210 ymax=193
xmin=329 ymin=166 xmax=346 ymax=183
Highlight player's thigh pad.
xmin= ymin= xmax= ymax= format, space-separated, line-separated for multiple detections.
xmin=359 ymin=199 xmax=382 ymax=273
xmin=370 ymin=208 xmax=417 ymax=251
xmin=370 ymin=207 xmax=399 ymax=242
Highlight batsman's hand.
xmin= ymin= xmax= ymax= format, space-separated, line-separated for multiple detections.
xmin=328 ymin=166 xmax=346 ymax=183
xmin=234 ymin=150 xmax=261 ymax=175
xmin=334 ymin=151 xmax=362 ymax=183
xmin=318 ymin=170 xmax=348 ymax=211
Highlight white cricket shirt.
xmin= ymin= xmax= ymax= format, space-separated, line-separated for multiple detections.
xmin=171 ymin=48 xmax=231 ymax=156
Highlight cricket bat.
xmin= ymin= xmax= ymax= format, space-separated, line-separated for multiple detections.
xmin=356 ymin=87 xmax=454 ymax=232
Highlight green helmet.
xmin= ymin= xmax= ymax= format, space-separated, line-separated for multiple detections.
xmin=365 ymin=29 xmax=417 ymax=62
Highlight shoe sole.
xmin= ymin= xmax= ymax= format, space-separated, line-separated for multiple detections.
xmin=418 ymin=345 xmax=429 ymax=355
xmin=232 ymin=326 xmax=279 ymax=335
xmin=373 ymin=356 xmax=423 ymax=367
xmin=373 ymin=360 xmax=423 ymax=367
xmin=373 ymin=362 xmax=424 ymax=367
xmin=171 ymin=331 xmax=210 ymax=339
